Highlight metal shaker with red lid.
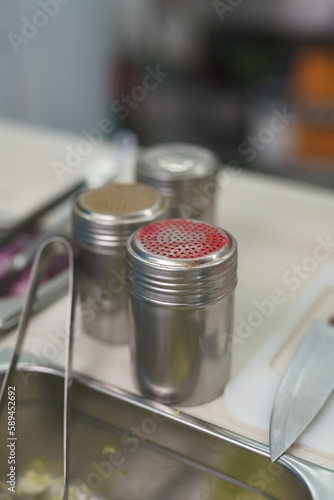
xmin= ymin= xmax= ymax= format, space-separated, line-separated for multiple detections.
xmin=126 ymin=218 xmax=238 ymax=406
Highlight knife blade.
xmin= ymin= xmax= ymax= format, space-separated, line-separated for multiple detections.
xmin=269 ymin=318 xmax=334 ymax=461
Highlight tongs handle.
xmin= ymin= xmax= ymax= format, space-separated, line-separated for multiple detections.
xmin=0 ymin=237 xmax=76 ymax=500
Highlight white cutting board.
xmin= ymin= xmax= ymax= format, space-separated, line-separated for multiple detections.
xmin=224 ymin=261 xmax=334 ymax=460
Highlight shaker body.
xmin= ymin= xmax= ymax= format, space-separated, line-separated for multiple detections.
xmin=129 ymin=292 xmax=234 ymax=406
xmin=78 ymin=247 xmax=129 ymax=343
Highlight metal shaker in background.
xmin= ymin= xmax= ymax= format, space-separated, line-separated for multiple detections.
xmin=136 ymin=143 xmax=219 ymax=223
xmin=72 ymin=183 xmax=169 ymax=343
xmin=126 ymin=219 xmax=238 ymax=406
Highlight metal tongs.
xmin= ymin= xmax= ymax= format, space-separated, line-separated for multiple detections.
xmin=0 ymin=237 xmax=76 ymax=500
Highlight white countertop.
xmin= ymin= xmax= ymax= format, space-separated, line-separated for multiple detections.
xmin=1 ymin=120 xmax=334 ymax=471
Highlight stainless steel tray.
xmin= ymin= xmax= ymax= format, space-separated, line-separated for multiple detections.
xmin=1 ymin=366 xmax=333 ymax=499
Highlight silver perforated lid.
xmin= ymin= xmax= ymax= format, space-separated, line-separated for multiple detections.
xmin=137 ymin=143 xmax=218 ymax=185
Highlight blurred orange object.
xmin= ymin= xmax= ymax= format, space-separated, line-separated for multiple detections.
xmin=292 ymin=48 xmax=334 ymax=103
xmin=291 ymin=48 xmax=334 ymax=165
xmin=295 ymin=125 xmax=334 ymax=166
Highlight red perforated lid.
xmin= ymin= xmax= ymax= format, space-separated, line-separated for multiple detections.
xmin=136 ymin=219 xmax=229 ymax=260
xmin=127 ymin=219 xmax=238 ymax=303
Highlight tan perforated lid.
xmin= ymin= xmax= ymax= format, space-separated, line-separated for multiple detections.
xmin=79 ymin=183 xmax=161 ymax=216
xmin=73 ymin=183 xmax=168 ymax=249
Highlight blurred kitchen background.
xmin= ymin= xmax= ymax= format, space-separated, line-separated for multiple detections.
xmin=2 ymin=0 xmax=334 ymax=186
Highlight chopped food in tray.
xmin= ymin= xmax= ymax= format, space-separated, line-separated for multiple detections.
xmin=0 ymin=459 xmax=90 ymax=500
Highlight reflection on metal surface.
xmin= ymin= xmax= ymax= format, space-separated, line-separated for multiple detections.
xmin=1 ymin=366 xmax=333 ymax=499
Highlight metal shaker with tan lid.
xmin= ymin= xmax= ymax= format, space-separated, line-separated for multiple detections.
xmin=72 ymin=183 xmax=169 ymax=343
xmin=136 ymin=143 xmax=219 ymax=223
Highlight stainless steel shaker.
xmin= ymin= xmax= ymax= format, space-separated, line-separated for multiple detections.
xmin=126 ymin=218 xmax=238 ymax=406
xmin=136 ymin=143 xmax=219 ymax=223
xmin=72 ymin=183 xmax=169 ymax=343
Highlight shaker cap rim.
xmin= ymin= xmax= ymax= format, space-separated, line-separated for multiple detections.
xmin=74 ymin=183 xmax=167 ymax=225
xmin=128 ymin=219 xmax=236 ymax=270
xmin=137 ymin=143 xmax=218 ymax=182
